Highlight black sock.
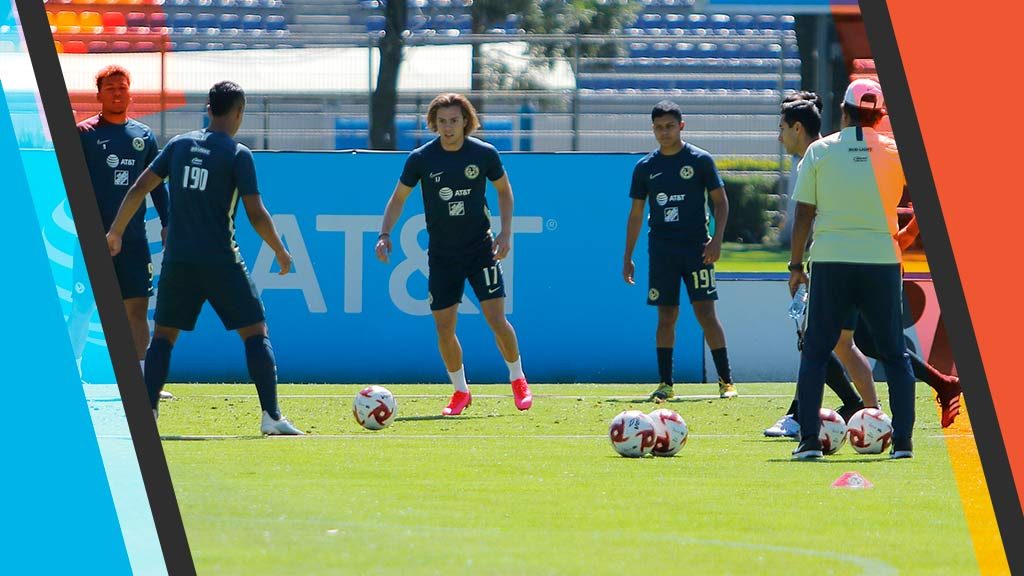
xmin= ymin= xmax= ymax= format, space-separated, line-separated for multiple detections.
xmin=824 ymin=353 xmax=862 ymax=407
xmin=144 ymin=338 xmax=173 ymax=410
xmin=908 ymin=350 xmax=948 ymax=392
xmin=710 ymin=347 xmax=732 ymax=382
xmin=656 ymin=347 xmax=673 ymax=386
xmin=786 ymin=398 xmax=798 ymax=417
xmin=245 ymin=335 xmax=280 ymax=420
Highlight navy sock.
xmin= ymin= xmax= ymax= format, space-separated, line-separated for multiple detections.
xmin=825 ymin=353 xmax=862 ymax=407
xmin=786 ymin=398 xmax=798 ymax=418
xmin=245 ymin=335 xmax=280 ymax=420
xmin=656 ymin=347 xmax=673 ymax=386
xmin=710 ymin=347 xmax=732 ymax=382
xmin=144 ymin=338 xmax=173 ymax=410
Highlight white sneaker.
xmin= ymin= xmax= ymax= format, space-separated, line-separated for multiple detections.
xmin=764 ymin=414 xmax=800 ymax=438
xmin=260 ymin=411 xmax=304 ymax=435
xmin=159 ymin=390 xmax=174 ymax=400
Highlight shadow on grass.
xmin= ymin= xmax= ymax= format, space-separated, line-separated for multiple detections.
xmin=394 ymin=414 xmax=507 ymax=422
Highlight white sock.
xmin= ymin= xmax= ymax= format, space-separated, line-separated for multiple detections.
xmin=506 ymin=357 xmax=525 ymax=382
xmin=448 ymin=366 xmax=469 ymax=393
xmin=75 ymin=357 xmax=83 ymax=377
xmin=139 ymin=359 xmax=145 ymax=375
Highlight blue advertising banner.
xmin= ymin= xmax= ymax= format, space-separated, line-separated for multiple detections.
xmin=33 ymin=149 xmax=707 ymax=384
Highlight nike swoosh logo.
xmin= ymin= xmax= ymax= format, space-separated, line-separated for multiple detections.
xmin=488 ymin=286 xmax=501 ymax=294
xmin=706 ymin=287 xmax=717 ymax=294
xmin=650 ymin=172 xmax=662 ymax=180
xmin=97 ymin=139 xmax=110 ymax=145
xmin=429 ymin=172 xmax=444 ymax=178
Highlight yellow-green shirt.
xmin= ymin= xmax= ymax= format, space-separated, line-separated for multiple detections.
xmin=794 ymin=126 xmax=905 ymax=264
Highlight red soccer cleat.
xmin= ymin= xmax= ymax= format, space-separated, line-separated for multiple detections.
xmin=936 ymin=375 xmax=962 ymax=428
xmin=511 ymin=377 xmax=533 ymax=411
xmin=442 ymin=390 xmax=472 ymax=416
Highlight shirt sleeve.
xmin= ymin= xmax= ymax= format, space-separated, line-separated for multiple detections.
xmin=628 ymin=162 xmax=647 ymax=200
xmin=399 ymin=151 xmax=421 ymax=188
xmin=703 ymin=154 xmax=725 ymax=191
xmin=149 ymin=139 xmax=172 ymax=178
xmin=793 ymin=149 xmax=817 ymax=206
xmin=485 ymin=145 xmax=505 ymax=181
xmin=146 ymin=134 xmax=170 ymax=226
xmin=234 ymin=146 xmax=260 ymax=197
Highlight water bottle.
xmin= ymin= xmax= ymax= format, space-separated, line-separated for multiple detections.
xmin=788 ymin=284 xmax=808 ymax=320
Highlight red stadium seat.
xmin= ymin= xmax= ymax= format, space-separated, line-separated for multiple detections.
xmin=64 ymin=40 xmax=88 ymax=53
xmin=87 ymin=40 xmax=108 ymax=51
xmin=102 ymin=11 xmax=127 ymax=32
xmin=110 ymin=40 xmax=132 ymax=51
xmin=133 ymin=40 xmax=156 ymax=51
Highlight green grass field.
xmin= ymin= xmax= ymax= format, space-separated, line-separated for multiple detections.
xmin=160 ymin=382 xmax=978 ymax=575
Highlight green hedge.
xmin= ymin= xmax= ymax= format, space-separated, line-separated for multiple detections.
xmin=717 ymin=157 xmax=791 ymax=172
xmin=714 ymin=174 xmax=781 ymax=244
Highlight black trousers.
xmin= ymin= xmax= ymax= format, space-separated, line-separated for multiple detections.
xmin=797 ymin=263 xmax=916 ymax=444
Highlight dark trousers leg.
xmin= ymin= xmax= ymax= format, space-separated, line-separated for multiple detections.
xmin=856 ymin=264 xmax=916 ymax=442
xmin=797 ymin=264 xmax=854 ymax=443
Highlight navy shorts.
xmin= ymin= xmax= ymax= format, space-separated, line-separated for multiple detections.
xmin=72 ymin=241 xmax=153 ymax=301
xmin=647 ymin=240 xmax=717 ymax=306
xmin=155 ymin=261 xmax=265 ymax=331
xmin=113 ymin=242 xmax=154 ymax=300
xmin=428 ymin=241 xmax=505 ymax=311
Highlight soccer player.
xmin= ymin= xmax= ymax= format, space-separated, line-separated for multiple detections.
xmin=375 ymin=93 xmax=533 ymax=417
xmin=766 ymin=93 xmax=871 ymax=436
xmin=106 ymin=81 xmax=302 ymax=435
xmin=623 ymin=100 xmax=738 ymax=401
xmin=70 ymin=65 xmax=171 ymax=399
xmin=788 ymin=79 xmax=916 ymax=459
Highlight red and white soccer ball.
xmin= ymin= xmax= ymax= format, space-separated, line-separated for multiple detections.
xmin=353 ymin=385 xmax=397 ymax=430
xmin=649 ymin=408 xmax=688 ymax=457
xmin=608 ymin=410 xmax=657 ymax=458
xmin=818 ymin=408 xmax=848 ymax=455
xmin=847 ymin=408 xmax=894 ymax=454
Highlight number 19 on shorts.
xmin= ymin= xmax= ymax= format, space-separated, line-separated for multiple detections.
xmin=691 ymin=268 xmax=716 ymax=290
xmin=183 ymin=165 xmax=209 ymax=191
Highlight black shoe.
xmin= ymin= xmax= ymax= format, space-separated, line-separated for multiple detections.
xmin=890 ymin=438 xmax=913 ymax=459
xmin=836 ymin=402 xmax=865 ymax=424
xmin=792 ymin=437 xmax=823 ymax=460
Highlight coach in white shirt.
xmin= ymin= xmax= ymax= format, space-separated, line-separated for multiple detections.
xmin=787 ymin=78 xmax=916 ymax=460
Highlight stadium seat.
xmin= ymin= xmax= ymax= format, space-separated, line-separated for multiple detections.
xmin=169 ymin=0 xmax=192 ymax=6
xmin=172 ymin=12 xmax=195 ymax=32
xmin=205 ymin=41 xmax=225 ymax=49
xmin=241 ymin=14 xmax=262 ymax=32
xmin=180 ymin=40 xmax=201 ymax=50
xmin=149 ymin=11 xmax=168 ymax=31
xmin=265 ymin=15 xmax=286 ymax=32
xmin=53 ymin=40 xmax=64 ymax=52
xmin=102 ymin=11 xmax=126 ymax=32
xmin=110 ymin=40 xmax=131 ymax=51
xmin=195 ymin=13 xmax=218 ymax=32
xmin=709 ymin=13 xmax=731 ymax=30
xmin=55 ymin=11 xmax=79 ymax=33
xmin=87 ymin=40 xmax=107 ymax=51
xmin=217 ymin=0 xmax=238 ymax=6
xmin=366 ymin=15 xmax=385 ymax=32
xmin=132 ymin=40 xmax=156 ymax=51
xmin=125 ymin=11 xmax=147 ymax=30
xmin=219 ymin=13 xmax=240 ymax=31
xmin=756 ymin=15 xmax=778 ymax=29
xmin=79 ymin=11 xmax=104 ymax=33
xmin=64 ymin=40 xmax=87 ymax=52
xmin=0 ymin=40 xmax=16 ymax=52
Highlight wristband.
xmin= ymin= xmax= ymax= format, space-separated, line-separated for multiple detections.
xmin=787 ymin=262 xmax=804 ymax=272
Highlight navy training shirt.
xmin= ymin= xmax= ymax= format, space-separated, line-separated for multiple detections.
xmin=629 ymin=142 xmax=725 ymax=244
xmin=78 ymin=115 xmax=167 ymax=249
xmin=149 ymin=129 xmax=260 ymax=265
xmin=399 ymin=137 xmax=505 ymax=254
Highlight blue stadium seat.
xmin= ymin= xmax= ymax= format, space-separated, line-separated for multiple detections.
xmin=687 ymin=14 xmax=707 ymax=28
xmin=220 ymin=13 xmax=241 ymax=31
xmin=195 ymin=13 xmax=218 ymax=33
xmin=170 ymin=0 xmax=193 ymax=6
xmin=218 ymin=0 xmax=238 ymax=7
xmin=334 ymin=117 xmax=369 ymax=150
xmin=709 ymin=14 xmax=730 ymax=30
xmin=732 ymin=14 xmax=754 ymax=29
xmin=172 ymin=13 xmax=195 ymax=33
xmin=205 ymin=42 xmax=225 ymax=50
xmin=366 ymin=15 xmax=385 ymax=32
xmin=180 ymin=41 xmax=202 ymax=51
xmin=639 ymin=13 xmax=662 ymax=29
xmin=454 ymin=14 xmax=471 ymax=31
xmin=663 ymin=14 xmax=685 ymax=29
xmin=266 ymin=15 xmax=286 ymax=32
xmin=242 ymin=14 xmax=262 ymax=32
xmin=756 ymin=15 xmax=778 ymax=29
